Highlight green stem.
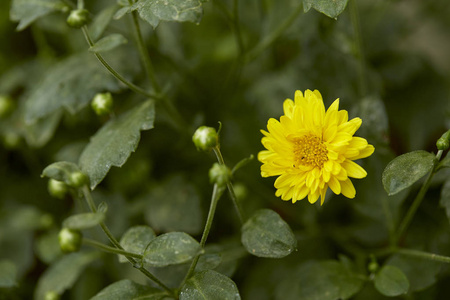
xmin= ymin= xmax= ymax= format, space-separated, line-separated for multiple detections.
xmin=83 ymin=238 xmax=143 ymax=259
xmin=397 ymin=248 xmax=450 ymax=264
xmin=81 ymin=186 xmax=174 ymax=296
xmin=181 ymin=184 xmax=225 ymax=286
xmin=395 ymin=153 xmax=440 ymax=243
xmin=349 ymin=0 xmax=367 ymax=97
xmin=129 ymin=9 xmax=161 ymax=93
xmin=244 ymin=2 xmax=303 ymax=62
xmin=213 ymin=146 xmax=246 ymax=223
xmin=81 ymin=27 xmax=159 ymax=100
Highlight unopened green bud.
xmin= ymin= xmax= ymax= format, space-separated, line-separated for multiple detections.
xmin=67 ymin=9 xmax=90 ymax=28
xmin=232 ymin=182 xmax=248 ymax=201
xmin=192 ymin=126 xmax=218 ymax=151
xmin=68 ymin=171 xmax=89 ymax=188
xmin=48 ymin=179 xmax=69 ymax=199
xmin=209 ymin=163 xmax=231 ymax=186
xmin=44 ymin=291 xmax=60 ymax=300
xmin=58 ymin=228 xmax=82 ymax=253
xmin=0 ymin=95 xmax=14 ymax=118
xmin=91 ymin=92 xmax=114 ymax=116
xmin=437 ymin=130 xmax=450 ymax=151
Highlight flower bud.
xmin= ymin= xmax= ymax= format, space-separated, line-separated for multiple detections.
xmin=48 ymin=179 xmax=69 ymax=199
xmin=192 ymin=126 xmax=218 ymax=151
xmin=209 ymin=163 xmax=231 ymax=187
xmin=44 ymin=291 xmax=60 ymax=300
xmin=68 ymin=171 xmax=89 ymax=188
xmin=436 ymin=130 xmax=450 ymax=151
xmin=91 ymin=92 xmax=114 ymax=116
xmin=58 ymin=228 xmax=82 ymax=253
xmin=67 ymin=9 xmax=90 ymax=28
xmin=0 ymin=95 xmax=14 ymax=118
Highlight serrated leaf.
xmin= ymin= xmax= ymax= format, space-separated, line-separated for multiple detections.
xmin=63 ymin=212 xmax=105 ymax=230
xmin=275 ymin=260 xmax=365 ymax=300
xmin=0 ymin=260 xmax=17 ymax=288
xmin=144 ymin=175 xmax=203 ymax=235
xmin=90 ymin=279 xmax=165 ymax=300
xmin=10 ymin=0 xmax=68 ymax=31
xmin=34 ymin=252 xmax=99 ymax=300
xmin=303 ymin=0 xmax=349 ymax=19
xmin=23 ymin=53 xmax=126 ymax=125
xmin=89 ymin=34 xmax=128 ymax=53
xmin=134 ymin=0 xmax=203 ymax=29
xmin=241 ymin=209 xmax=296 ymax=258
xmin=42 ymin=161 xmax=81 ymax=184
xmin=374 ymin=265 xmax=409 ymax=297
xmin=143 ymin=232 xmax=200 ymax=267
xmin=118 ymin=226 xmax=156 ymax=263
xmin=439 ymin=179 xmax=450 ymax=224
xmin=89 ymin=5 xmax=119 ymax=41
xmin=382 ymin=150 xmax=435 ymax=195
xmin=79 ymin=100 xmax=155 ymax=189
xmin=180 ymin=270 xmax=240 ymax=300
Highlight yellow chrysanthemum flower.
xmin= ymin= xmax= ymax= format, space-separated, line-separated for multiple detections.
xmin=258 ymin=89 xmax=375 ymax=205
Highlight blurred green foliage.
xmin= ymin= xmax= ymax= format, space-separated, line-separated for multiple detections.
xmin=1 ymin=0 xmax=450 ymax=299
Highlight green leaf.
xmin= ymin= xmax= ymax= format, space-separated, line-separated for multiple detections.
xmin=374 ymin=265 xmax=409 ymax=297
xmin=118 ymin=225 xmax=156 ymax=263
xmin=386 ymin=253 xmax=441 ymax=292
xmin=79 ymin=100 xmax=155 ymax=189
xmin=89 ymin=5 xmax=119 ymax=41
xmin=62 ymin=212 xmax=105 ymax=230
xmin=439 ymin=179 xmax=450 ymax=224
xmin=180 ymin=270 xmax=240 ymax=300
xmin=134 ymin=0 xmax=203 ymax=29
xmin=382 ymin=150 xmax=435 ymax=196
xmin=34 ymin=252 xmax=99 ymax=300
xmin=241 ymin=209 xmax=296 ymax=258
xmin=303 ymin=0 xmax=349 ymax=19
xmin=89 ymin=34 xmax=128 ymax=53
xmin=113 ymin=6 xmax=131 ymax=20
xmin=23 ymin=53 xmax=126 ymax=125
xmin=0 ymin=260 xmax=17 ymax=288
xmin=143 ymin=232 xmax=200 ymax=267
xmin=275 ymin=260 xmax=365 ymax=300
xmin=35 ymin=230 xmax=62 ymax=265
xmin=10 ymin=0 xmax=68 ymax=31
xmin=90 ymin=279 xmax=165 ymax=300
xmin=144 ymin=175 xmax=203 ymax=235
xmin=42 ymin=161 xmax=81 ymax=184
xmin=23 ymin=110 xmax=62 ymax=148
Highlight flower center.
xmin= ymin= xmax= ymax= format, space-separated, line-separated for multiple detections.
xmin=293 ymin=134 xmax=328 ymax=168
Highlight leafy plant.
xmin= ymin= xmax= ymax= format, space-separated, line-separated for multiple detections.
xmin=1 ymin=0 xmax=450 ymax=299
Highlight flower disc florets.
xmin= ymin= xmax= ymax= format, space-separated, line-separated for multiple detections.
xmin=258 ymin=89 xmax=375 ymax=205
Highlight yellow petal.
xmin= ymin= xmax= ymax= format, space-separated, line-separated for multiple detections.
xmin=349 ymin=144 xmax=375 ymax=160
xmin=328 ymin=176 xmax=341 ymax=194
xmin=342 ymin=160 xmax=367 ymax=179
xmin=341 ymin=178 xmax=356 ymax=198
xmin=283 ymin=99 xmax=295 ymax=119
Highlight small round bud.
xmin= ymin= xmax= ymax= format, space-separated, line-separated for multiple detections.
xmin=192 ymin=126 xmax=218 ymax=151
xmin=368 ymin=261 xmax=379 ymax=273
xmin=0 ymin=95 xmax=14 ymax=118
xmin=58 ymin=228 xmax=82 ymax=253
xmin=232 ymin=182 xmax=248 ymax=201
xmin=67 ymin=9 xmax=90 ymax=28
xmin=437 ymin=138 xmax=449 ymax=151
xmin=48 ymin=179 xmax=69 ymax=199
xmin=68 ymin=171 xmax=89 ymax=188
xmin=91 ymin=92 xmax=114 ymax=116
xmin=44 ymin=291 xmax=60 ymax=300
xmin=209 ymin=163 xmax=231 ymax=187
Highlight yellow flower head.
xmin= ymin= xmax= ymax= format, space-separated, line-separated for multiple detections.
xmin=258 ymin=90 xmax=375 ymax=205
